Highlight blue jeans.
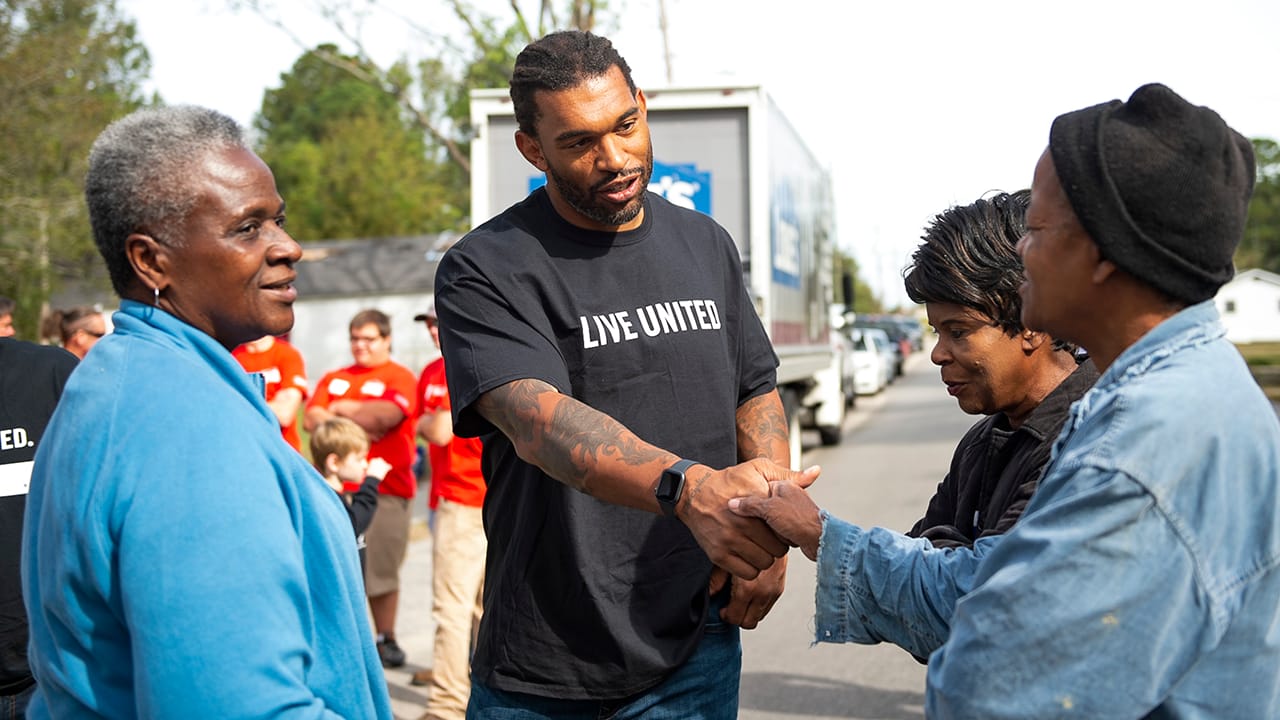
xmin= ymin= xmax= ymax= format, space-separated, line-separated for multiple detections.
xmin=467 ymin=596 xmax=741 ymax=719
xmin=0 ymin=683 xmax=34 ymax=720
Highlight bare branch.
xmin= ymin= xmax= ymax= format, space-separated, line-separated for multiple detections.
xmin=231 ymin=0 xmax=470 ymax=175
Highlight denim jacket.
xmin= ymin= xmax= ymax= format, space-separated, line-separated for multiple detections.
xmin=819 ymin=301 xmax=1280 ymax=718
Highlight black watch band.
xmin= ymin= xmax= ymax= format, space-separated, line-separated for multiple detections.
xmin=656 ymin=459 xmax=697 ymax=517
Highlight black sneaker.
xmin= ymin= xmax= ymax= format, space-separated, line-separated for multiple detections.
xmin=377 ymin=637 xmax=406 ymax=668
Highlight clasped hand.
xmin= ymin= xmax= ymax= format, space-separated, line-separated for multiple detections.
xmin=728 ymin=480 xmax=823 ymax=561
xmin=678 ymin=458 xmax=820 ymax=579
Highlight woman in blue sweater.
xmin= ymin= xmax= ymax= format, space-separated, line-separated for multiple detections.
xmin=21 ymin=106 xmax=392 ymax=719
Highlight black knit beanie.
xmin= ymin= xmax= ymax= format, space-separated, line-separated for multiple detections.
xmin=1049 ymin=83 xmax=1256 ymax=303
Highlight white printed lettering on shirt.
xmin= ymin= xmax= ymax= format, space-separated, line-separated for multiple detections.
xmin=328 ymin=378 xmax=351 ymax=396
xmin=0 ymin=426 xmax=31 ymax=451
xmin=0 ymin=460 xmax=34 ymax=498
xmin=582 ymin=299 xmax=721 ymax=349
xmin=361 ymin=380 xmax=386 ymax=397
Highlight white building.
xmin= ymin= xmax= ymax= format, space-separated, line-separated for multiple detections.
xmin=1216 ymin=268 xmax=1280 ymax=344
xmin=291 ymin=232 xmax=460 ymax=379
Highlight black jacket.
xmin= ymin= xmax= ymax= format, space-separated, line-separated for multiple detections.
xmin=908 ymin=359 xmax=1099 ymax=549
xmin=0 ymin=339 xmax=77 ymax=695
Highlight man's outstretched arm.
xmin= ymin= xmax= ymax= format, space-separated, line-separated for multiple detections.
xmin=474 ymin=378 xmax=818 ymax=580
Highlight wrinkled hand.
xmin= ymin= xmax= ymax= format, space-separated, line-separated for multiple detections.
xmin=679 ymin=460 xmax=819 ymax=580
xmin=729 ymin=481 xmax=823 ymax=561
xmin=366 ymin=457 xmax=392 ymax=481
xmin=708 ymin=556 xmax=788 ymax=629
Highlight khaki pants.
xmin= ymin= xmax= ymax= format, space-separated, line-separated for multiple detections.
xmin=425 ymin=498 xmax=486 ymax=720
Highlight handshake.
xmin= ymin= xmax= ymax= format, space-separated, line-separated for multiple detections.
xmin=674 ymin=458 xmax=825 ymax=580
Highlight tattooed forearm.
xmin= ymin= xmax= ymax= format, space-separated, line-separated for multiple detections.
xmin=544 ymin=399 xmax=669 ymax=493
xmin=476 ymin=378 xmax=670 ymax=495
xmin=475 ymin=378 xmax=548 ymax=447
xmin=736 ymin=390 xmax=789 ymax=465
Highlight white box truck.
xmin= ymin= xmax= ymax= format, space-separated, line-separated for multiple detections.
xmin=468 ymin=84 xmax=848 ymax=461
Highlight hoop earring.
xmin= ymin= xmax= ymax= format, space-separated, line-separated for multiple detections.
xmin=154 ymin=286 xmax=160 ymax=306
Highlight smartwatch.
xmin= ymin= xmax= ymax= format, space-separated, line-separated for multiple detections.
xmin=656 ymin=459 xmax=697 ymax=517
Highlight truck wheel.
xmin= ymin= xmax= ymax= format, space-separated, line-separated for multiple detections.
xmin=818 ymin=423 xmax=842 ymax=447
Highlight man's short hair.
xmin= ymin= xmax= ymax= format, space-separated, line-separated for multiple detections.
xmin=349 ymin=308 xmax=391 ymax=338
xmin=309 ymin=417 xmax=369 ymax=474
xmin=509 ymin=30 xmax=636 ymax=137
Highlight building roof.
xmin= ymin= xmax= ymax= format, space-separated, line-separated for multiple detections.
xmin=293 ymin=232 xmax=462 ymax=299
xmin=1230 ymin=268 xmax=1280 ymax=288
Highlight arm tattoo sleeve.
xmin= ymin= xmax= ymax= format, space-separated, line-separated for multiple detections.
xmin=736 ymin=391 xmax=789 ymax=465
xmin=475 ymin=378 xmax=670 ymax=494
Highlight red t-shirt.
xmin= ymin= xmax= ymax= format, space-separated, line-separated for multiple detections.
xmin=233 ymin=338 xmax=309 ymax=450
xmin=417 ymin=357 xmax=485 ymax=509
xmin=308 ymin=360 xmax=418 ymax=499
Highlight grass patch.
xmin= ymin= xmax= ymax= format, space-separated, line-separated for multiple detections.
xmin=1236 ymin=343 xmax=1280 ymax=400
xmin=1237 ymin=342 xmax=1280 ymax=366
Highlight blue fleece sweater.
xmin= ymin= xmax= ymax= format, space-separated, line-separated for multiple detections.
xmin=22 ymin=301 xmax=392 ymax=719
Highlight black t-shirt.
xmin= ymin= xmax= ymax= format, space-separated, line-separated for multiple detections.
xmin=434 ymin=189 xmax=777 ymax=698
xmin=0 ymin=339 xmax=77 ymax=694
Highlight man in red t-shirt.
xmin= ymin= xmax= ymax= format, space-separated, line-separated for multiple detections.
xmin=411 ymin=300 xmax=486 ymax=720
xmin=305 ymin=309 xmax=417 ymax=669
xmin=233 ymin=334 xmax=309 ymax=451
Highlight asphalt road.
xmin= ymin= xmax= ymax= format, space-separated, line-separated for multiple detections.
xmin=383 ymin=345 xmax=977 ymax=719
xmin=738 ymin=348 xmax=973 ymax=720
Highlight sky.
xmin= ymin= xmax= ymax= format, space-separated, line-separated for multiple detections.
xmin=121 ymin=0 xmax=1280 ymax=309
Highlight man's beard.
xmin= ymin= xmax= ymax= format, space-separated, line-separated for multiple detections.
xmin=547 ymin=142 xmax=654 ymax=227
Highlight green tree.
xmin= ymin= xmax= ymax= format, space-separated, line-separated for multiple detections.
xmin=255 ymin=45 xmax=462 ymax=240
xmin=831 ymin=246 xmax=882 ymax=315
xmin=234 ymin=0 xmax=612 ymax=234
xmin=1238 ymin=137 xmax=1280 ymax=274
xmin=0 ymin=0 xmax=151 ymax=339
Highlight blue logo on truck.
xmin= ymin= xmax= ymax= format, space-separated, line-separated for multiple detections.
xmin=772 ymin=183 xmax=802 ymax=288
xmin=527 ymin=161 xmax=712 ymax=215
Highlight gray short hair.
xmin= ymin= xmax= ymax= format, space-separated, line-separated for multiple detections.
xmin=85 ymin=105 xmax=247 ymax=296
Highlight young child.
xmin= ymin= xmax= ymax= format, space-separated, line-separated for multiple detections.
xmin=309 ymin=417 xmax=391 ymax=569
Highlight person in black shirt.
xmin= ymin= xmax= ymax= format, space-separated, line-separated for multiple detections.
xmin=0 ymin=339 xmax=76 ymax=718
xmin=433 ymin=29 xmax=817 ymax=719
xmin=731 ymin=190 xmax=1097 ymax=663
xmin=902 ymin=190 xmax=1097 ymax=551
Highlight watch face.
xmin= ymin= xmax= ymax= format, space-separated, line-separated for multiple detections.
xmin=657 ymin=470 xmax=678 ymax=499
xmin=656 ymin=460 xmax=694 ymax=516
xmin=657 ymin=466 xmax=686 ymax=515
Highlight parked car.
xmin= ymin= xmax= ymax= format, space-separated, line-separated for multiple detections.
xmin=853 ymin=318 xmax=906 ymax=378
xmin=890 ymin=315 xmax=925 ymax=352
xmin=848 ymin=327 xmax=894 ymax=395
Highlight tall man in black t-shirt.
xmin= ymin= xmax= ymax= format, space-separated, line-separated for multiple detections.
xmin=433 ymin=30 xmax=818 ymax=718
xmin=0 ymin=339 xmax=76 ymax=717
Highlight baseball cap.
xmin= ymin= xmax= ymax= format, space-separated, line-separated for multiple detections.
xmin=413 ymin=298 xmax=437 ymax=323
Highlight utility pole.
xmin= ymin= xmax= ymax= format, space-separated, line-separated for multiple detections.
xmin=657 ymin=0 xmax=674 ymax=84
